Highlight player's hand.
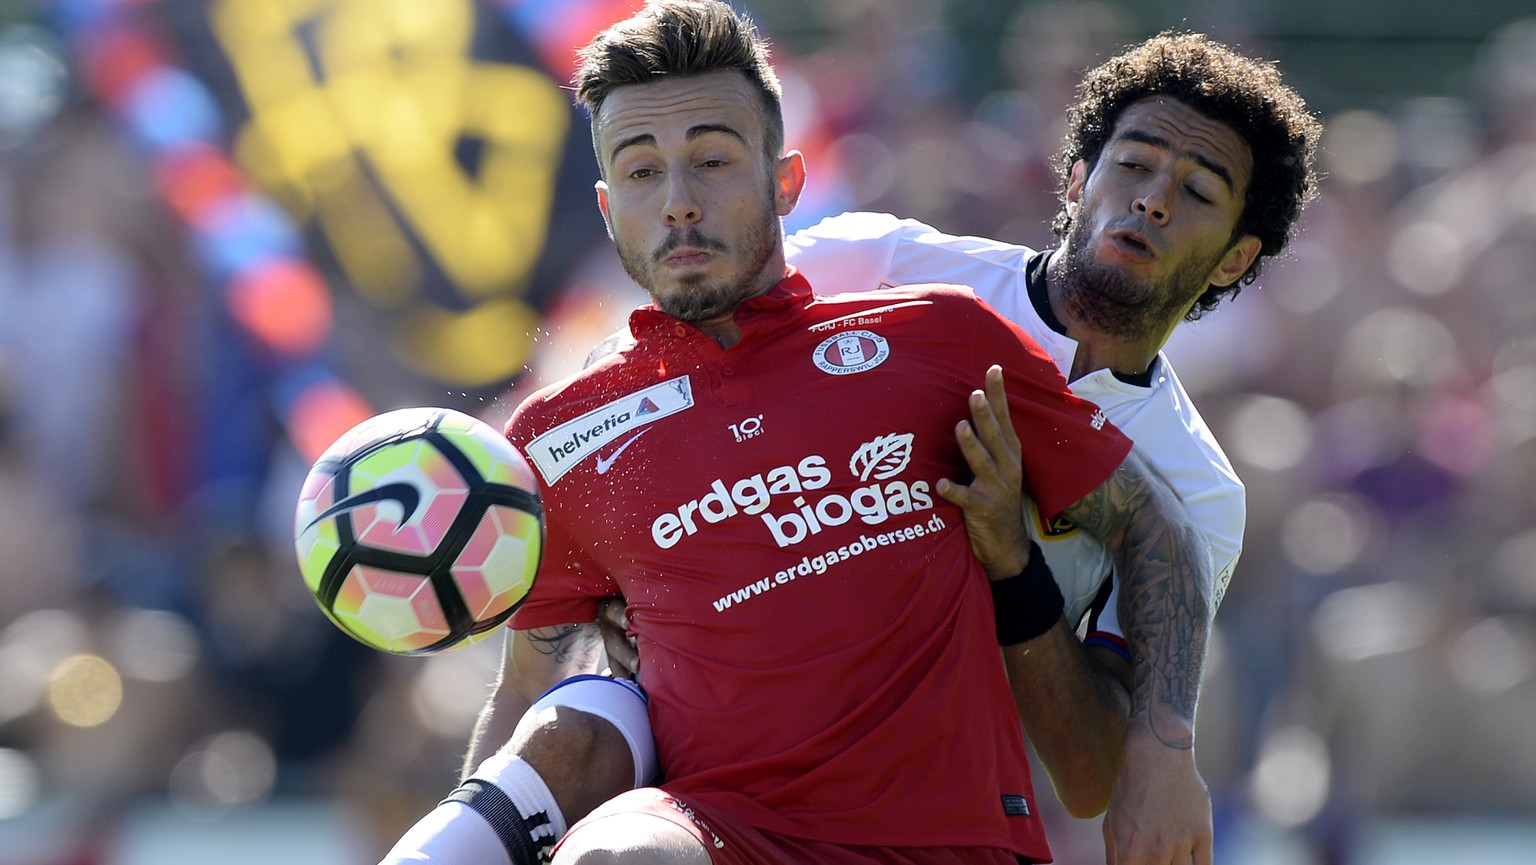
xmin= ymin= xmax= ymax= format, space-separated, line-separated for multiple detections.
xmin=597 ymin=596 xmax=639 ymax=680
xmin=1103 ymin=730 xmax=1213 ymax=865
xmin=935 ymin=364 xmax=1031 ymax=581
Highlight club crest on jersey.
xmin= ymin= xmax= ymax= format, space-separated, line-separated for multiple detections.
xmin=528 ymin=376 xmax=693 ymax=484
xmin=812 ymin=329 xmax=889 ymax=375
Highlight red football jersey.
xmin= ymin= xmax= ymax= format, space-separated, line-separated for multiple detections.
xmin=507 ymin=271 xmax=1131 ymax=859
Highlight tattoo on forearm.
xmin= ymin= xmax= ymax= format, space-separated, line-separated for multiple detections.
xmin=527 ymin=622 xmax=604 ymax=669
xmin=1065 ymin=454 xmax=1212 ymax=749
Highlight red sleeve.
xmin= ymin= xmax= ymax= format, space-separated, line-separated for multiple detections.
xmin=967 ymin=293 xmax=1132 ymax=519
xmin=504 ymin=399 xmax=619 ymax=629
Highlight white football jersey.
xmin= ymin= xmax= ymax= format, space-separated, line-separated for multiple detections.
xmin=785 ymin=212 xmax=1245 ymax=641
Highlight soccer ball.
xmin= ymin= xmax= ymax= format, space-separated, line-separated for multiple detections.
xmin=293 ymin=407 xmax=543 ymax=655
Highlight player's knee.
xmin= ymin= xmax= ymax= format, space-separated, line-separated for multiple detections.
xmin=511 ymin=676 xmax=658 ymax=825
xmin=522 ymin=675 xmax=657 ymax=788
xmin=516 ymin=705 xmax=631 ymax=776
xmin=553 ymin=813 xmax=711 ymax=865
xmin=512 ymin=706 xmax=633 ymax=822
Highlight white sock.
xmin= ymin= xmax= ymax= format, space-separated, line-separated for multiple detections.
xmin=377 ymin=754 xmax=566 ymax=865
xmin=473 ymin=751 xmax=570 ymax=847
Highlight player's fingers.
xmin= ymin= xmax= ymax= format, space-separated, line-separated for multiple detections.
xmin=597 ymin=597 xmax=638 ymax=679
xmin=605 ymin=632 xmax=638 ymax=680
xmin=1193 ymin=835 xmax=1213 ymax=865
xmin=934 ymin=476 xmax=965 ymax=507
xmin=951 ymin=415 xmax=1002 ymax=485
xmin=937 ymin=419 xmax=1010 ymax=516
xmin=598 ymin=595 xmax=627 ymax=630
xmin=968 ymin=376 xmax=1021 ymax=484
xmin=965 ymin=387 xmax=1008 ymax=462
xmin=983 ymin=365 xmax=1021 ymax=453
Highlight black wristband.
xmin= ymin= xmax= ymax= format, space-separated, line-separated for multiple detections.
xmin=990 ymin=541 xmax=1065 ymax=646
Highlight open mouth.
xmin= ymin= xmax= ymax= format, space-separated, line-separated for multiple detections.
xmin=1108 ymin=231 xmax=1154 ymax=259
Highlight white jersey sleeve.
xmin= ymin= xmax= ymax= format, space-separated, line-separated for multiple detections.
xmin=785 ymin=212 xmax=1038 ymax=328
xmin=786 ymin=212 xmax=1245 ymax=640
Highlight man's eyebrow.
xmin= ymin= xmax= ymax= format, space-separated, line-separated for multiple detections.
xmin=608 ymin=124 xmax=748 ymax=166
xmin=686 ymin=123 xmax=747 ymax=145
xmin=609 ymin=133 xmax=656 ymax=166
xmin=1117 ymin=128 xmax=1235 ymax=192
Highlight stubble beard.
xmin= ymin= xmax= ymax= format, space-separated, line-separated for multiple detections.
xmin=617 ymin=197 xmax=780 ymax=323
xmin=1059 ymin=216 xmax=1225 ymax=340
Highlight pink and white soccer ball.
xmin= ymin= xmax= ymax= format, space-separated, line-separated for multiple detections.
xmin=294 ymin=407 xmax=543 ymax=655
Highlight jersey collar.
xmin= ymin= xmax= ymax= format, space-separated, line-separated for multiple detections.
xmin=628 ymin=268 xmax=812 ymax=338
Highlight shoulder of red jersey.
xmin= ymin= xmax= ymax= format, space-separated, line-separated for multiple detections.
xmin=805 ymin=280 xmax=985 ymax=315
xmin=800 ymin=281 xmax=997 ymax=334
xmin=506 ymin=353 xmax=646 ymax=439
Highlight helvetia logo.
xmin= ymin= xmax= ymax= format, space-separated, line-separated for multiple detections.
xmin=812 ymin=329 xmax=889 ymax=375
xmin=528 ymin=377 xmax=693 ymax=484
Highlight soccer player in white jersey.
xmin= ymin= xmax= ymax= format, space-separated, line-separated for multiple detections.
xmin=782 ymin=211 xmax=1248 ymax=856
xmin=786 ymin=210 xmax=1245 ymax=637
xmin=382 ymin=22 xmax=1321 ymax=865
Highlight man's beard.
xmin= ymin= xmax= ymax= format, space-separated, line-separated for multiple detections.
xmin=1059 ymin=217 xmax=1224 ymax=339
xmin=617 ymin=201 xmax=780 ymax=323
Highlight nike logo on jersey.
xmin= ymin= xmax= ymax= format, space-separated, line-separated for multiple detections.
xmin=306 ymin=483 xmax=421 ymax=532
xmin=596 ymin=429 xmax=650 ymax=475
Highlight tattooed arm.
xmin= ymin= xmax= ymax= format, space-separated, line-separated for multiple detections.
xmin=934 ymin=368 xmax=1208 ymax=840
xmin=936 ymin=366 xmax=1213 ymax=862
xmin=1061 ymin=448 xmax=1213 ymax=751
xmin=1059 ymin=448 xmax=1216 ymax=865
xmin=462 ymin=622 xmax=607 ymax=778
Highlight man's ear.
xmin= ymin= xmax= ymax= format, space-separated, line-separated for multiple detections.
xmin=1209 ymin=234 xmax=1262 ymax=288
xmin=595 ymin=180 xmax=614 ymax=240
xmin=774 ymin=150 xmax=807 ymax=217
xmin=1063 ymin=159 xmax=1089 ymax=218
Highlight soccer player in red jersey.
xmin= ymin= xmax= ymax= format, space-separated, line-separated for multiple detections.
xmin=382 ymin=3 xmax=1318 ymax=864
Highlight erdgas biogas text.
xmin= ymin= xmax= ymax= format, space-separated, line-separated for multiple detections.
xmin=649 ymin=455 xmax=936 ymax=550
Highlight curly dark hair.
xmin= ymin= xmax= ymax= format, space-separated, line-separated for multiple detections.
xmin=1052 ymin=32 xmax=1322 ymax=318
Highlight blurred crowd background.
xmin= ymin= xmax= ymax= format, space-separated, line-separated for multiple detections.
xmin=1 ymin=0 xmax=1534 ymax=862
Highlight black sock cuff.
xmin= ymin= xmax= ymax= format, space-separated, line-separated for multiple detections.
xmin=443 ymin=778 xmax=553 ymax=865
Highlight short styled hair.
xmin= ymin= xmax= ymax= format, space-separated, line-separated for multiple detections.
xmin=573 ymin=0 xmax=785 ymax=175
xmin=1054 ymin=32 xmax=1323 ymax=318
